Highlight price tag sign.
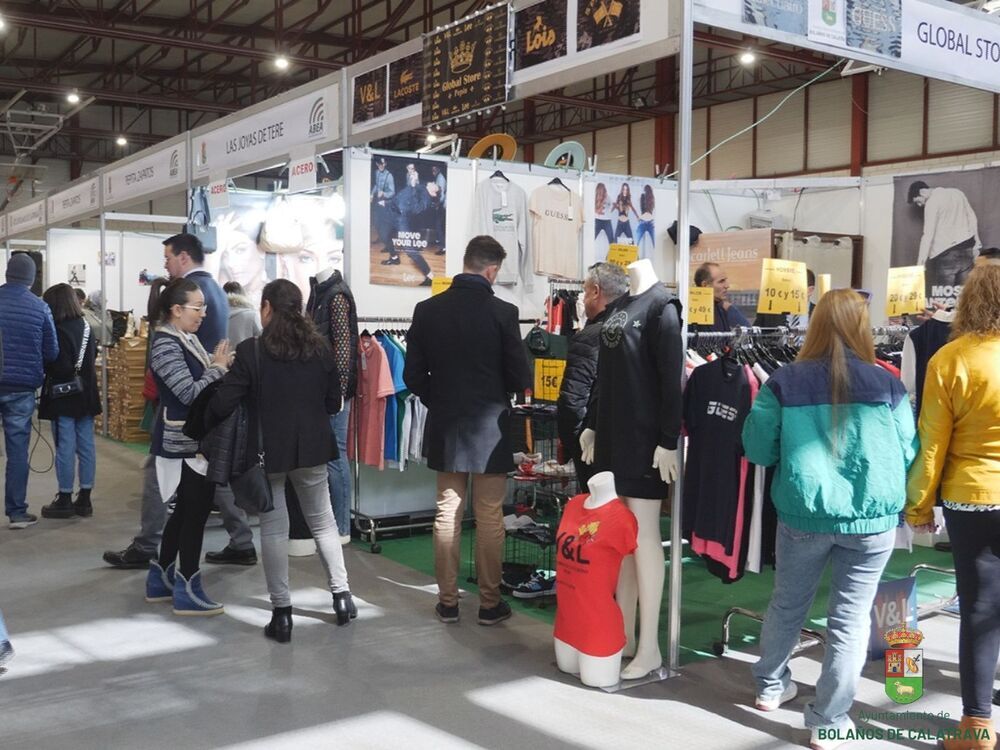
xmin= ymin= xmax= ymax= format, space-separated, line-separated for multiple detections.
xmin=886 ymin=266 xmax=927 ymax=317
xmin=431 ymin=276 xmax=452 ymax=295
xmin=607 ymin=244 xmax=639 ymax=269
xmin=757 ymin=258 xmax=808 ymax=315
xmin=816 ymin=273 xmax=831 ymax=300
xmin=688 ymin=287 xmax=714 ymax=326
xmin=533 ymin=358 xmax=566 ymax=402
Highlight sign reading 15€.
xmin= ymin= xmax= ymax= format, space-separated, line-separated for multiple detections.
xmin=533 ymin=358 xmax=566 ymax=402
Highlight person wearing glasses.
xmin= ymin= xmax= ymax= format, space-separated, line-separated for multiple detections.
xmin=143 ymin=277 xmax=232 ymax=615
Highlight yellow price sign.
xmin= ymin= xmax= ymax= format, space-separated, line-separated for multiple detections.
xmin=607 ymin=243 xmax=639 ymax=269
xmin=886 ymin=266 xmax=927 ymax=317
xmin=757 ymin=258 xmax=808 ymax=315
xmin=431 ymin=276 xmax=453 ymax=295
xmin=816 ymin=273 xmax=831 ymax=299
xmin=533 ymin=358 xmax=566 ymax=402
xmin=688 ymin=286 xmax=715 ymax=326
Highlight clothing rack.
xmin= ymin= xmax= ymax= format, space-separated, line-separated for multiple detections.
xmin=549 ymin=279 xmax=585 ymax=292
xmin=352 ymin=316 xmax=428 ymax=553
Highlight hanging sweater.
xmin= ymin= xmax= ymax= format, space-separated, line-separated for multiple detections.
xmin=474 ymin=177 xmax=531 ymax=289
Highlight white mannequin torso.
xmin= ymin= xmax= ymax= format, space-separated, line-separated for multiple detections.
xmin=584 ymin=472 xmax=618 ymax=509
xmin=316 ymin=266 xmax=336 ymax=284
xmin=628 ymin=258 xmax=658 ymax=296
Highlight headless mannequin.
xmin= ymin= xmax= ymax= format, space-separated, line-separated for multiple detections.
xmin=316 ymin=266 xmax=336 ymax=284
xmin=579 ymin=259 xmax=677 ymax=680
xmin=555 ymin=471 xmax=625 ymax=688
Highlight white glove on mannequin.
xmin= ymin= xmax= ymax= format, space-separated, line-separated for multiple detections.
xmin=579 ymin=428 xmax=596 ymax=465
xmin=652 ymin=446 xmax=679 ymax=484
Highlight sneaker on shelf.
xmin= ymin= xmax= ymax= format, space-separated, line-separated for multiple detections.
xmin=512 ymin=572 xmax=556 ymax=599
xmin=8 ymin=513 xmax=38 ymax=530
xmin=755 ymin=681 xmax=798 ymax=711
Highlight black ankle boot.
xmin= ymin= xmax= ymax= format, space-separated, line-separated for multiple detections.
xmin=333 ymin=591 xmax=357 ymax=626
xmin=74 ymin=489 xmax=93 ymax=518
xmin=42 ymin=492 xmax=75 ymax=519
xmin=264 ymin=606 xmax=292 ymax=643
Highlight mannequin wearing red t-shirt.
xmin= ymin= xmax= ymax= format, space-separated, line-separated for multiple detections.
xmin=555 ymin=471 xmax=639 ymax=688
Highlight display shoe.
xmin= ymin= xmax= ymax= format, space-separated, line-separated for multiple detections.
xmin=333 ymin=591 xmax=357 ymax=626
xmin=73 ymin=488 xmax=93 ymax=518
xmin=381 ymin=256 xmax=401 ymax=266
xmin=942 ymin=716 xmax=996 ymax=750
xmin=41 ymin=492 xmax=76 ymax=519
xmin=103 ymin=543 xmax=153 ymax=569
xmin=172 ymin=570 xmax=224 ymax=616
xmin=264 ymin=606 xmax=293 ymax=644
xmin=755 ymin=681 xmax=798 ymax=711
xmin=144 ymin=561 xmax=175 ymax=603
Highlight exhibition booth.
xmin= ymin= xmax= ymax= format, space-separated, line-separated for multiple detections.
xmin=4 ymin=0 xmax=998 ymax=684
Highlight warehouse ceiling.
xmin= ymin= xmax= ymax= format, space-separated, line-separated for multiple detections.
xmin=0 ymin=1 xmax=838 ymax=173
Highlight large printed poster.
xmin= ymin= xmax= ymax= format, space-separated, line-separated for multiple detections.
xmin=591 ymin=178 xmax=659 ymax=260
xmin=577 ymin=0 xmax=641 ymax=50
xmin=369 ymin=155 xmax=447 ymax=287
xmin=891 ymin=168 xmax=998 ymax=307
xmin=845 ymin=0 xmax=901 ymax=57
xmin=689 ymin=229 xmax=773 ymax=321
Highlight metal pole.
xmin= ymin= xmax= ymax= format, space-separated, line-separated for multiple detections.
xmin=668 ymin=0 xmax=696 ymax=677
xmin=99 ymin=210 xmax=109 ymax=436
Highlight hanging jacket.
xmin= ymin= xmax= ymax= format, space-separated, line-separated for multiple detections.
xmin=556 ymin=308 xmax=610 ymax=458
xmin=0 ymin=282 xmax=58 ymax=393
xmin=307 ymin=270 xmax=359 ymax=401
xmin=743 ymin=354 xmax=917 ymax=535
xmin=906 ymin=334 xmax=1000 ymax=524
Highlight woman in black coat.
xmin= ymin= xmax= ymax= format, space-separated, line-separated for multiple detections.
xmin=39 ymin=283 xmax=101 ymax=519
xmin=208 ymin=279 xmax=354 ymax=643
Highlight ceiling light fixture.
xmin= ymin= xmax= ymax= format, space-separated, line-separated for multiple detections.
xmin=739 ymin=50 xmax=757 ymax=65
xmin=67 ymin=91 xmax=80 ymax=105
xmin=0 ymin=16 xmax=6 ymax=31
xmin=274 ymin=55 xmax=290 ymax=70
xmin=116 ymin=135 xmax=127 ymax=146
xmin=426 ymin=133 xmax=438 ymax=143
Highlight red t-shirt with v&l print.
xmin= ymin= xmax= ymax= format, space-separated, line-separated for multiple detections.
xmin=554 ymin=495 xmax=638 ymax=658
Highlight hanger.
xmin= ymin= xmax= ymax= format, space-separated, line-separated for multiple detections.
xmin=490 ymin=169 xmax=509 ymax=182
xmin=548 ymin=176 xmax=570 ymax=191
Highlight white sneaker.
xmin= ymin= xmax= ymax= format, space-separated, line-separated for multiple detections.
xmin=755 ymin=681 xmax=798 ymax=711
xmin=810 ymin=721 xmax=855 ymax=750
xmin=339 ymin=535 xmax=351 ymax=546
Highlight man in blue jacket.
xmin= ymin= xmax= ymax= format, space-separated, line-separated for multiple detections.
xmin=0 ymin=253 xmax=58 ymax=528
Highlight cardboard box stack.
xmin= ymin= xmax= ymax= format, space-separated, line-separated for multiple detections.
xmin=102 ymin=336 xmax=148 ymax=443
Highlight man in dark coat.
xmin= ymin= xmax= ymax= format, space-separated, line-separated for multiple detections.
xmin=556 ymin=262 xmax=628 ymax=487
xmin=404 ymin=236 xmax=531 ymax=627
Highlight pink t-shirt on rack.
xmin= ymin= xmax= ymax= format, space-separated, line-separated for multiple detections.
xmin=348 ymin=335 xmax=396 ymax=469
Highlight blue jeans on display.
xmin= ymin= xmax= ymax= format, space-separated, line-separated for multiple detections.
xmin=752 ymin=522 xmax=895 ymax=730
xmin=0 ymin=391 xmax=36 ymax=518
xmin=52 ymin=415 xmax=96 ymax=493
xmin=327 ymin=400 xmax=352 ymax=537
xmin=0 ymin=608 xmax=7 ymax=643
xmin=636 ymin=220 xmax=654 ymax=249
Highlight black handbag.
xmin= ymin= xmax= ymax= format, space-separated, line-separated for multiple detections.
xmin=230 ymin=340 xmax=274 ymax=514
xmin=47 ymin=322 xmax=89 ymax=399
xmin=185 ymin=188 xmax=218 ymax=253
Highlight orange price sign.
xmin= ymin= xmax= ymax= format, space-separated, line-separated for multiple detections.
xmin=688 ymin=287 xmax=714 ymax=326
xmin=533 ymin=358 xmax=566 ymax=402
xmin=431 ymin=276 xmax=452 ymax=295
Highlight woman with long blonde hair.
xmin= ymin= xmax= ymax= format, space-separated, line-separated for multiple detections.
xmin=742 ymin=289 xmax=917 ymax=750
xmin=907 ymin=263 xmax=1000 ymax=750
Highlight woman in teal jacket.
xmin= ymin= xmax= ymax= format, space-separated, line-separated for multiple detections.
xmin=742 ymin=289 xmax=916 ymax=750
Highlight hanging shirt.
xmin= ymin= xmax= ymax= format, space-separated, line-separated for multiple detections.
xmin=530 ymin=184 xmax=584 ymax=280
xmin=475 ymin=177 xmax=531 ymax=289
xmin=348 ymin=335 xmax=395 ymax=470
xmin=376 ymin=333 xmax=407 ymax=465
xmin=553 ymin=495 xmax=638 ymax=657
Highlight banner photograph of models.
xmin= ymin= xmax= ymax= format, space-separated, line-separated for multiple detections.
xmin=369 ymin=154 xmax=447 ymax=287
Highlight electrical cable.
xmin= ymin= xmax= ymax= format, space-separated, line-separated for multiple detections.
xmin=791 ymin=187 xmax=807 ymax=230
xmin=666 ymin=59 xmax=847 ymax=179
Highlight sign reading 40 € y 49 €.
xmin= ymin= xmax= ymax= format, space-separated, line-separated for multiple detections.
xmin=757 ymin=258 xmax=809 ymax=315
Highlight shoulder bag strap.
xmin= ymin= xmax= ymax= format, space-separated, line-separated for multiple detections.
xmin=74 ymin=322 xmax=91 ymax=374
xmin=254 ymin=339 xmax=266 ymax=467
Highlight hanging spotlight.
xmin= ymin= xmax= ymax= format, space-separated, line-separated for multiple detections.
xmin=66 ymin=90 xmax=80 ymax=105
xmin=116 ymin=135 xmax=128 ymax=146
xmin=426 ymin=133 xmax=438 ymax=143
xmin=739 ymin=50 xmax=757 ymax=65
xmin=0 ymin=15 xmax=6 ymax=31
xmin=274 ymin=55 xmax=290 ymax=71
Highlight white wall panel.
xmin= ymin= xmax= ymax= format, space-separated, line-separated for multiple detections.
xmin=595 ymin=124 xmax=629 ymax=175
xmin=868 ymin=71 xmax=923 ymax=163
xmin=708 ymin=99 xmax=753 ymax=179
xmin=807 ymin=79 xmax=851 ymax=171
xmin=927 ymin=80 xmax=993 ymax=155
xmin=756 ymin=91 xmax=805 ymax=177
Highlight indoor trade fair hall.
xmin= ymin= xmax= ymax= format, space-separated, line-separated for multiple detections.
xmin=0 ymin=1 xmax=998 ymax=749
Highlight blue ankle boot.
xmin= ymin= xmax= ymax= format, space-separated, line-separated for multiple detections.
xmin=172 ymin=570 xmax=224 ymax=616
xmin=144 ymin=561 xmax=175 ymax=603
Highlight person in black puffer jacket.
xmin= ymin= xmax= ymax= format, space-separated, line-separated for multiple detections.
xmin=557 ymin=262 xmax=628 ymax=486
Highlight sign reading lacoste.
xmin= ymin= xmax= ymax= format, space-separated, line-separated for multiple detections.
xmin=193 ymin=84 xmax=338 ymax=176
xmin=422 ymin=5 xmax=511 ymax=126
xmin=389 ymin=53 xmax=423 ymax=111
xmin=7 ymin=200 xmax=45 ymax=236
xmin=105 ymin=142 xmax=187 ymax=206
xmin=47 ymin=177 xmax=100 ymax=225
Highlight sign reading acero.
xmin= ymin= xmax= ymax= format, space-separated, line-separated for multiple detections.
xmin=105 ymin=141 xmax=187 ymax=207
xmin=192 ymin=84 xmax=339 ymax=177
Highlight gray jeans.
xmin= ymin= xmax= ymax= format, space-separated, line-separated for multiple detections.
xmin=261 ymin=464 xmax=349 ymax=607
xmin=132 ymin=455 xmax=255 ymax=556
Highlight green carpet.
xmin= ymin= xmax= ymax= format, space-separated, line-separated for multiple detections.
xmin=374 ymin=525 xmax=956 ymax=665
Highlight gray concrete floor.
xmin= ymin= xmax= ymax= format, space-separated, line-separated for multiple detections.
xmin=0 ymin=435 xmax=968 ymax=749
